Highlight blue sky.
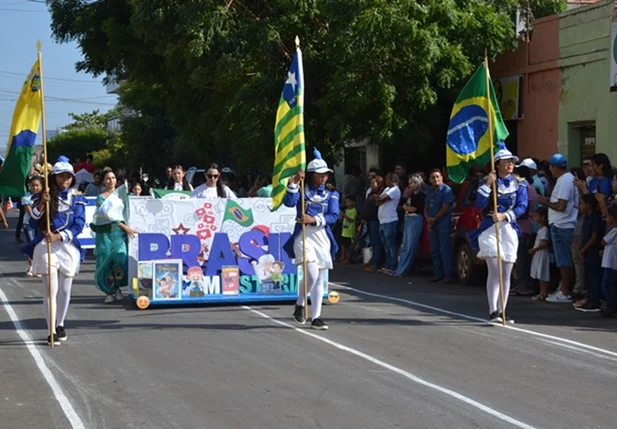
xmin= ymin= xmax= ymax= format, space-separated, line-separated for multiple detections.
xmin=0 ymin=0 xmax=115 ymax=151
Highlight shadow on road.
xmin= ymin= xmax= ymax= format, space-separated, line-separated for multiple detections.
xmin=331 ymin=264 xmax=617 ymax=334
xmin=2 ymin=216 xmax=617 ymax=336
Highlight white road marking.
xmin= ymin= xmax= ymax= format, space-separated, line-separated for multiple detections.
xmin=0 ymin=287 xmax=86 ymax=429
xmin=244 ymin=306 xmax=537 ymax=429
xmin=332 ymin=283 xmax=617 ymax=359
xmin=539 ymin=339 xmax=617 ymax=364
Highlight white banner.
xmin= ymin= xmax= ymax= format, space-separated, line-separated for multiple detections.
xmin=127 ymin=198 xmax=318 ymax=303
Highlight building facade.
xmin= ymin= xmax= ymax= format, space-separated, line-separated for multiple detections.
xmin=492 ymin=0 xmax=617 ymax=166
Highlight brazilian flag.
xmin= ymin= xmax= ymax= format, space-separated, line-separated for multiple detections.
xmin=223 ymin=200 xmax=254 ymax=227
xmin=446 ymin=63 xmax=509 ymax=184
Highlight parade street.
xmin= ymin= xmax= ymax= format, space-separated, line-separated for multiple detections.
xmin=1 ymin=219 xmax=617 ymax=429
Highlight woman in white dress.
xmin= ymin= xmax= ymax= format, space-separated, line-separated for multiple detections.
xmin=191 ymin=163 xmax=236 ymax=199
xmin=21 ymin=156 xmax=87 ymax=345
xmin=470 ymin=149 xmax=529 ymax=323
xmin=283 ymin=149 xmax=339 ymax=330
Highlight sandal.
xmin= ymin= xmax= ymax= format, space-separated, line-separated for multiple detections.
xmin=532 ymin=294 xmax=547 ymax=301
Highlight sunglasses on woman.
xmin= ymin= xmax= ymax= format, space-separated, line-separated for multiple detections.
xmin=207 ymin=174 xmax=219 ymax=179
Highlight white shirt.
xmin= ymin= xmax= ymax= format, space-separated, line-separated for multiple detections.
xmin=166 ymin=182 xmax=193 ymax=191
xmin=548 ymin=172 xmax=578 ymax=229
xmin=191 ymin=183 xmax=236 ymax=199
xmin=602 ymin=227 xmax=617 ymax=270
xmin=377 ymin=186 xmax=401 ymax=224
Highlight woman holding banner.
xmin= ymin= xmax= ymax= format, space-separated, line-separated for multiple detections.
xmin=191 ymin=163 xmax=236 ymax=199
xmin=470 ymin=148 xmax=528 ymax=323
xmin=283 ymin=149 xmax=339 ymax=330
xmin=21 ymin=156 xmax=87 ymax=346
xmin=165 ymin=165 xmax=193 ymax=192
xmin=92 ymin=169 xmax=137 ymax=304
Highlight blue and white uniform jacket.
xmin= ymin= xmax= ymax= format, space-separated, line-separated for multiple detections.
xmin=282 ymin=182 xmax=340 ymax=260
xmin=21 ymin=188 xmax=87 ymax=260
xmin=469 ymin=174 xmax=529 ymax=249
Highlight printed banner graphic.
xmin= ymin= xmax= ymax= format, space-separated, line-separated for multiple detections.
xmin=79 ymin=197 xmax=97 ymax=249
xmin=152 ymin=189 xmax=192 ymax=200
xmin=127 ymin=198 xmax=328 ymax=303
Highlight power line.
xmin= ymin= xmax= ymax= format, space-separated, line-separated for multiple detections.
xmin=0 ymin=88 xmax=115 ymax=102
xmin=0 ymin=69 xmax=103 ymax=84
xmin=0 ymin=7 xmax=46 ymax=12
xmin=0 ymin=94 xmax=117 ymax=106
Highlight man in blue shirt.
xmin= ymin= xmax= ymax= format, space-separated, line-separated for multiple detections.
xmin=424 ymin=169 xmax=454 ymax=282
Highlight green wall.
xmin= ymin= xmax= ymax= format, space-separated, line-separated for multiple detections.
xmin=558 ymin=0 xmax=617 ymax=167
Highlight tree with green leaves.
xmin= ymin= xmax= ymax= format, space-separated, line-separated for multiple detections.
xmin=48 ymin=109 xmax=127 ymax=169
xmin=63 ymin=109 xmax=117 ymax=131
xmin=48 ymin=128 xmax=108 ymax=162
xmin=47 ymin=0 xmax=566 ymax=174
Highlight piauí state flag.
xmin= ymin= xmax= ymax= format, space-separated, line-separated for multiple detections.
xmin=0 ymin=60 xmax=42 ymax=197
xmin=271 ymin=43 xmax=305 ymax=211
xmin=446 ymin=63 xmax=509 ymax=184
xmin=223 ymin=200 xmax=254 ymax=227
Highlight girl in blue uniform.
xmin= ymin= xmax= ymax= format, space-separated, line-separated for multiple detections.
xmin=283 ymin=149 xmax=339 ymax=330
xmin=471 ymin=149 xmax=529 ymax=323
xmin=22 ymin=156 xmax=87 ymax=345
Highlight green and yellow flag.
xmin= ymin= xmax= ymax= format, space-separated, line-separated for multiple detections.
xmin=446 ymin=63 xmax=509 ymax=184
xmin=271 ymin=41 xmax=305 ymax=211
xmin=223 ymin=200 xmax=254 ymax=227
xmin=0 ymin=60 xmax=42 ymax=197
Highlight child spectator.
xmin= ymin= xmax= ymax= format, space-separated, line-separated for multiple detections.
xmin=22 ymin=176 xmax=43 ymax=276
xmin=338 ymin=197 xmax=357 ymax=264
xmin=131 ymin=182 xmax=143 ymax=196
xmin=530 ymin=207 xmax=551 ymax=301
xmin=600 ymin=206 xmax=617 ymax=318
xmin=608 ymin=169 xmax=617 ymax=209
xmin=575 ymin=194 xmax=605 ymax=312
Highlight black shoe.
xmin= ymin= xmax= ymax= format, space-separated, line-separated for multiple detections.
xmin=498 ymin=312 xmax=515 ymax=324
xmin=488 ymin=311 xmax=502 ymax=323
xmin=600 ymin=308 xmax=617 ymax=318
xmin=293 ymin=305 xmax=306 ymax=324
xmin=311 ymin=318 xmax=329 ymax=330
xmin=56 ymin=326 xmax=67 ymax=341
xmin=575 ymin=302 xmax=601 ymax=313
xmin=47 ymin=334 xmax=61 ymax=346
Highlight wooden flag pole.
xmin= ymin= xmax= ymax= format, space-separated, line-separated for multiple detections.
xmin=300 ymin=177 xmax=309 ymax=321
xmin=484 ymin=50 xmax=507 ymax=327
xmin=295 ymin=35 xmax=308 ymax=322
xmin=37 ymin=40 xmax=54 ymax=346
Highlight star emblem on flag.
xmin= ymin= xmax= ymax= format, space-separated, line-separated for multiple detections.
xmin=285 ymin=72 xmax=297 ymax=91
xmin=172 ymin=223 xmax=190 ymax=235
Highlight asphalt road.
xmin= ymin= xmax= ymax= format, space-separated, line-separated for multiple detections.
xmin=1 ymin=214 xmax=616 ymax=429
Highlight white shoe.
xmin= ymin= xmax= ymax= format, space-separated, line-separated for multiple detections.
xmin=104 ymin=295 xmax=114 ymax=304
xmin=25 ymin=267 xmax=33 ymax=277
xmin=114 ymin=289 xmax=123 ymax=301
xmin=546 ymin=291 xmax=572 ymax=303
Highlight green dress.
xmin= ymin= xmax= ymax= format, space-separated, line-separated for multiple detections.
xmin=92 ymin=194 xmax=129 ymax=295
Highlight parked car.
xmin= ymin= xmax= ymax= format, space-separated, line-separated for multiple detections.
xmin=185 ymin=167 xmax=205 ymax=189
xmin=450 ymin=178 xmax=485 ymax=284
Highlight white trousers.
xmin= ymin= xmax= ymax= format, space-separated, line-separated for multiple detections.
xmin=486 ymin=258 xmax=514 ymax=314
xmin=43 ymin=269 xmax=73 ymax=333
xmin=296 ymin=262 xmax=325 ymax=320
